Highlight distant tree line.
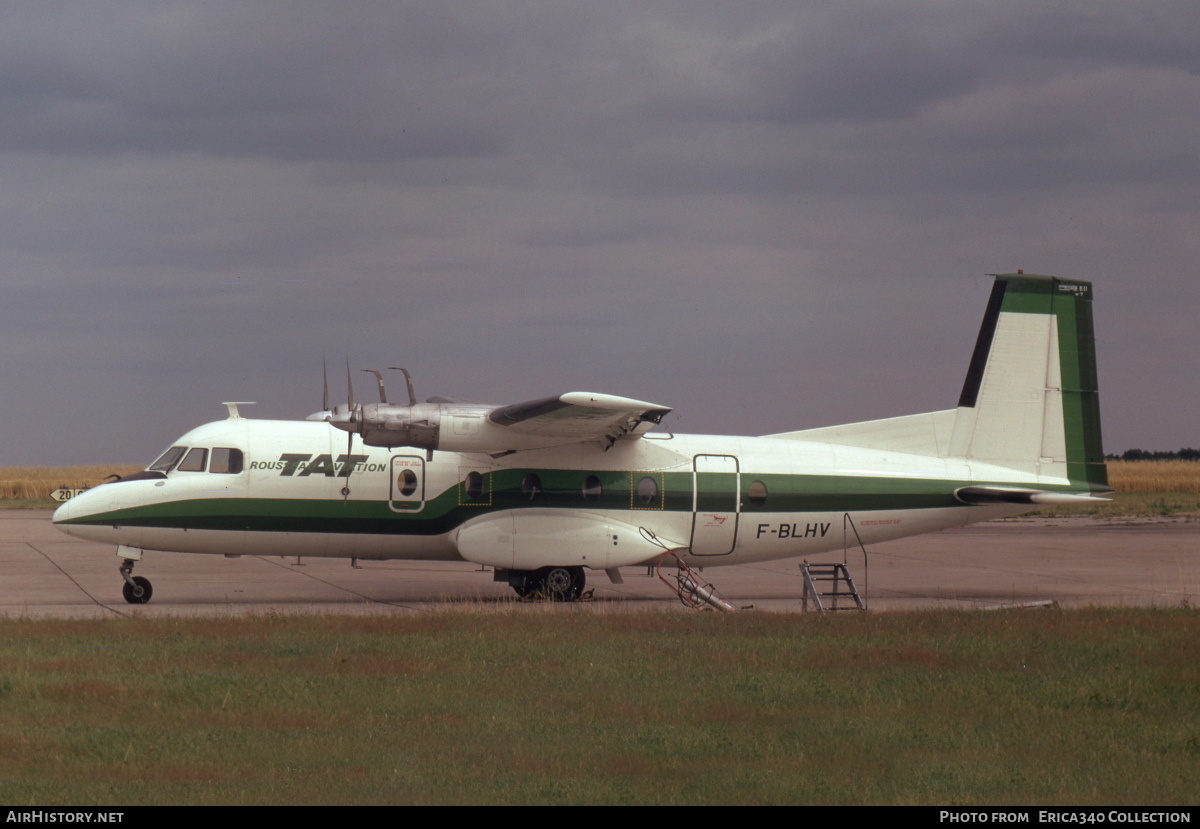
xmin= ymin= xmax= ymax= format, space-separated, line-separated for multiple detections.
xmin=1108 ymin=448 xmax=1200 ymax=461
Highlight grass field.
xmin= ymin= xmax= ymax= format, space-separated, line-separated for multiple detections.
xmin=0 ymin=465 xmax=141 ymax=503
xmin=1106 ymin=460 xmax=1200 ymax=494
xmin=0 ymin=608 xmax=1196 ymax=806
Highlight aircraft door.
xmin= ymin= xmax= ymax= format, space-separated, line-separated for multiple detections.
xmin=389 ymin=455 xmax=426 ymax=513
xmin=691 ymin=454 xmax=739 ymax=556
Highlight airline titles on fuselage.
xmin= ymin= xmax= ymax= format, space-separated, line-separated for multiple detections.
xmin=249 ymin=453 xmax=381 ymax=477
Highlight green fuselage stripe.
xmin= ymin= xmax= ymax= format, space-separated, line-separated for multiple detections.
xmin=61 ymin=468 xmax=1079 ymax=536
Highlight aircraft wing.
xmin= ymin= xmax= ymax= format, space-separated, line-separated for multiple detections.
xmin=488 ymin=392 xmax=671 ymax=449
xmin=329 ymin=388 xmax=672 ymax=453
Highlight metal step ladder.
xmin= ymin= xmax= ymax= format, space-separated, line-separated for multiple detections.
xmin=800 ymin=562 xmax=865 ymax=612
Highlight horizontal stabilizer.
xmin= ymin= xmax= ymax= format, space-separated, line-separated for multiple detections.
xmin=954 ymin=486 xmax=1110 ymax=506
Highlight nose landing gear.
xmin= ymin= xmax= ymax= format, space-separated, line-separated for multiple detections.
xmin=119 ymin=558 xmax=153 ymax=605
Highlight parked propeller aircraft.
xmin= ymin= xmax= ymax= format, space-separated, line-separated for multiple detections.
xmin=54 ymin=272 xmax=1109 ymax=605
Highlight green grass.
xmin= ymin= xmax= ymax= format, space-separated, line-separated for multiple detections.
xmin=0 ymin=609 xmax=1197 ymax=805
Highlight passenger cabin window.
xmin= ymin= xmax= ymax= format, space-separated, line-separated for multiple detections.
xmin=398 ymin=469 xmax=418 ymax=497
xmin=149 ymin=446 xmax=186 ymax=473
xmin=210 ymin=448 xmax=244 ymax=474
xmin=177 ymin=447 xmax=208 ymax=472
xmin=636 ymin=476 xmax=659 ymax=506
xmin=582 ymin=475 xmax=602 ymax=503
xmin=747 ymin=480 xmax=768 ymax=507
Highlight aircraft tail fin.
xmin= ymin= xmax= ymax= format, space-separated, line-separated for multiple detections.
xmin=949 ymin=273 xmax=1108 ymax=491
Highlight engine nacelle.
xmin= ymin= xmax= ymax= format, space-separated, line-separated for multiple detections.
xmin=356 ymin=402 xmax=443 ymax=449
xmin=343 ymin=402 xmax=505 ymax=452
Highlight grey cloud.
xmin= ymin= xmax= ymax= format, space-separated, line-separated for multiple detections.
xmin=1 ymin=2 xmax=1197 ymax=464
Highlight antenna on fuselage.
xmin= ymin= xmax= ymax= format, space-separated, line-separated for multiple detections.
xmin=223 ymin=402 xmax=256 ymax=419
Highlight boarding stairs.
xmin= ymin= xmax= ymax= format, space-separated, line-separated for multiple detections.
xmin=800 ymin=562 xmax=865 ymax=613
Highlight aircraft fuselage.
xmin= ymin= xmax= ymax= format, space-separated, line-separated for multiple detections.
xmin=54 ymin=417 xmax=1038 ymax=573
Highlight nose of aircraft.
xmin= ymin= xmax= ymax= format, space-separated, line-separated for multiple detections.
xmin=52 ymin=497 xmax=71 ymax=526
xmin=52 ymin=485 xmax=105 ymax=532
xmin=51 ymin=484 xmax=127 ymax=546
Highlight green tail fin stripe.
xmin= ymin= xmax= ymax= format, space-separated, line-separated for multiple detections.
xmin=990 ymin=273 xmax=1107 ymax=489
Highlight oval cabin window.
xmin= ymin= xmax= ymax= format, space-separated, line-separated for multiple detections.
xmin=748 ymin=480 xmax=768 ymax=507
xmin=636 ymin=476 xmax=659 ymax=506
xmin=398 ymin=469 xmax=418 ymax=497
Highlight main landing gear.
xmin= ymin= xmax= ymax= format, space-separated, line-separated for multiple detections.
xmin=119 ymin=558 xmax=153 ymax=605
xmin=507 ymin=566 xmax=586 ymax=602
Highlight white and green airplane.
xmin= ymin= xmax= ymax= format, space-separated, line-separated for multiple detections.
xmin=54 ymin=272 xmax=1110 ymax=605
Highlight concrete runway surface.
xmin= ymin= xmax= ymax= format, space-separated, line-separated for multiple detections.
xmin=4 ymin=510 xmax=1198 ymax=618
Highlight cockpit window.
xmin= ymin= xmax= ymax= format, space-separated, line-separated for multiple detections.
xmin=148 ymin=446 xmax=187 ymax=473
xmin=210 ymin=448 xmax=244 ymax=474
xmin=177 ymin=447 xmax=208 ymax=472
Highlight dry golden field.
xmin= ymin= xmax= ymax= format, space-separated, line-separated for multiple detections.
xmin=0 ymin=464 xmax=142 ymax=501
xmin=1106 ymin=460 xmax=1200 ymax=493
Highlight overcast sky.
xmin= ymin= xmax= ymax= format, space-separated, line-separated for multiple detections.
xmin=3 ymin=1 xmax=1197 ymax=466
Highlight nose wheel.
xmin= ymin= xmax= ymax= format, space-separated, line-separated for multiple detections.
xmin=119 ymin=558 xmax=153 ymax=605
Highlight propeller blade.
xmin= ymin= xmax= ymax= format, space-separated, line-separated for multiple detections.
xmin=322 ymin=356 xmax=330 ymax=414
xmin=388 ymin=367 xmax=418 ymax=406
xmin=345 ymin=359 xmax=356 ymax=410
xmin=361 ymin=369 xmax=388 ymax=404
